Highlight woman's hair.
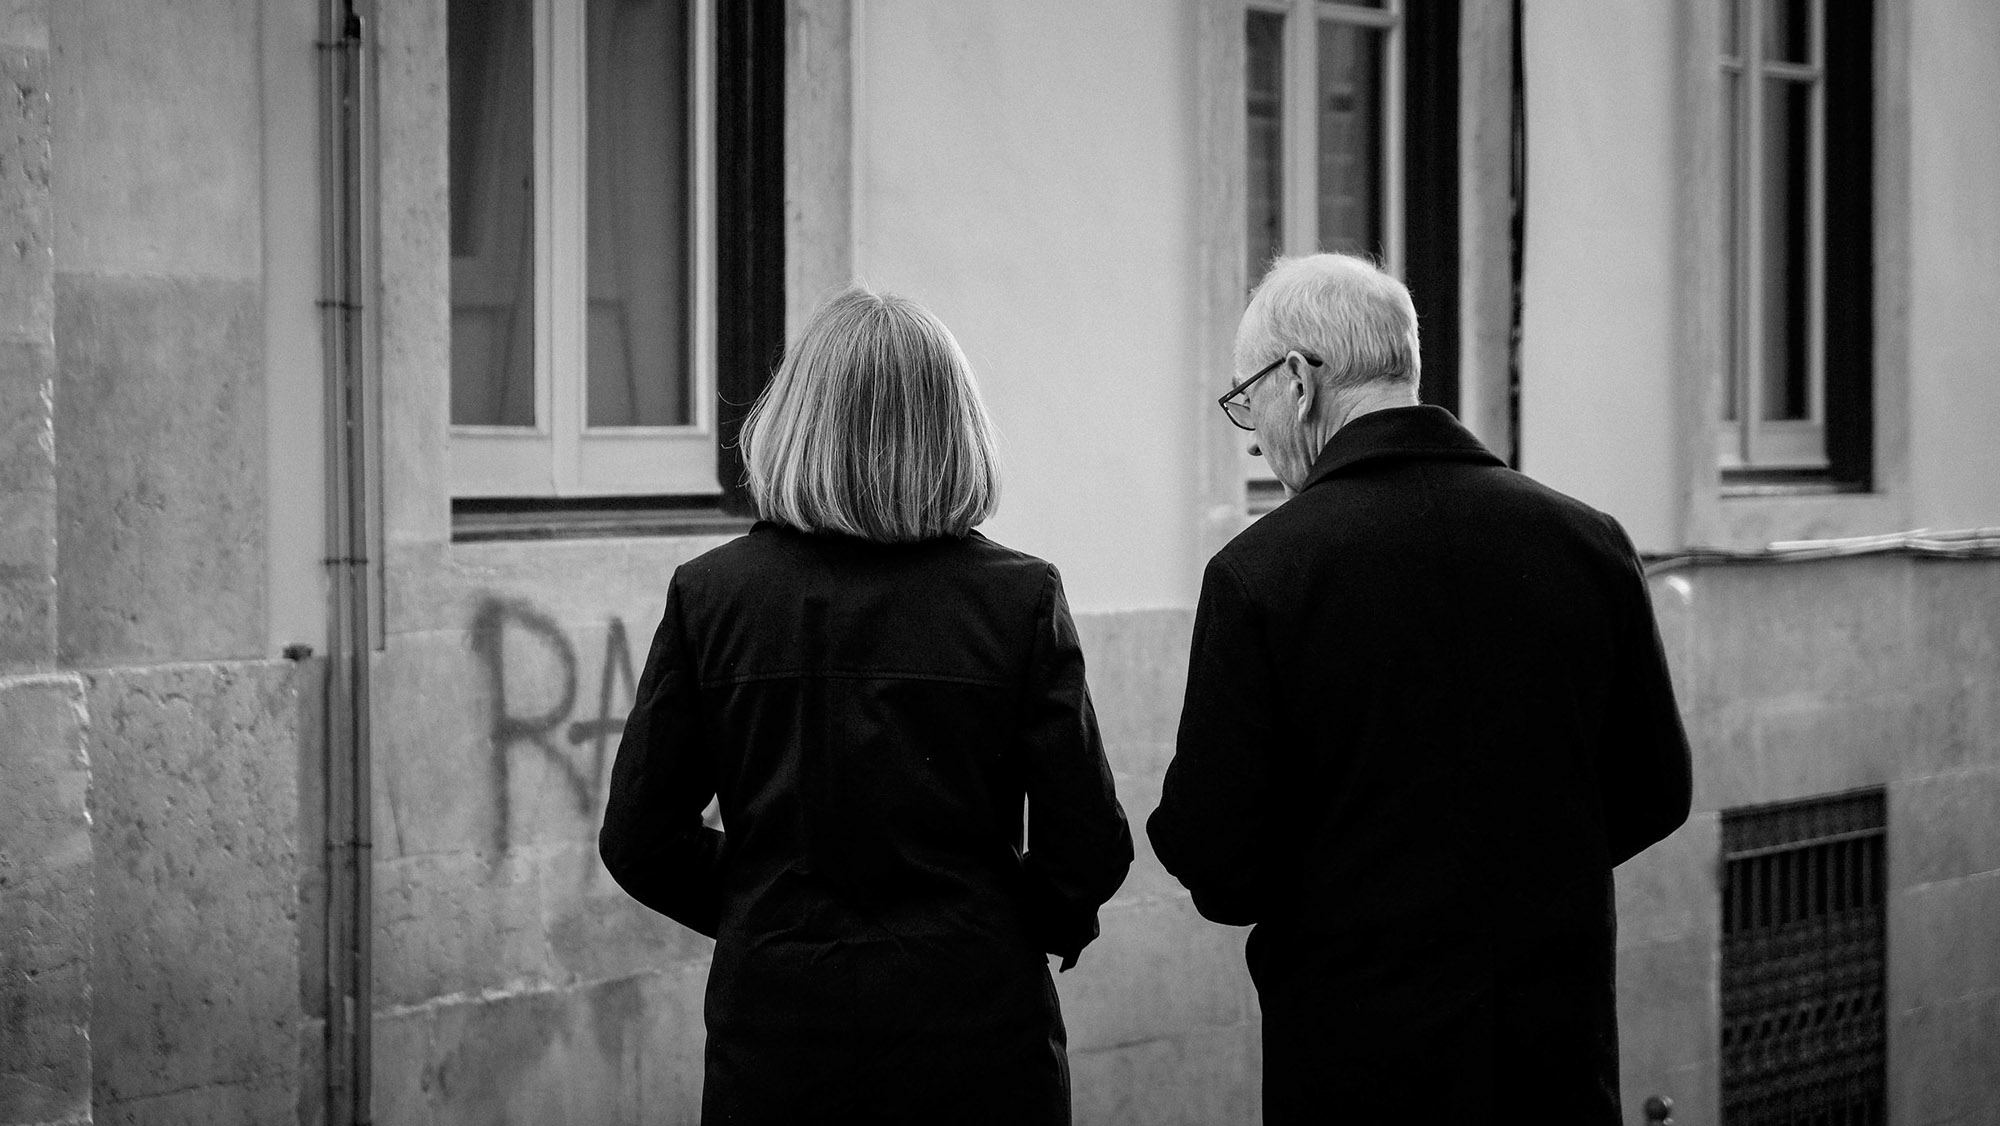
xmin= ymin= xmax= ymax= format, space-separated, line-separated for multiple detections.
xmin=740 ymin=285 xmax=1001 ymax=542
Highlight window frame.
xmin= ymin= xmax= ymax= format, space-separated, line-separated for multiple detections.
xmin=1715 ymin=0 xmax=1880 ymax=491
xmin=448 ymin=0 xmax=721 ymax=499
xmin=1718 ymin=0 xmax=1829 ymax=476
xmin=1248 ymin=0 xmax=1408 ymax=277
xmin=1239 ymin=0 xmax=1464 ymax=511
xmin=1681 ymin=0 xmax=1908 ymax=548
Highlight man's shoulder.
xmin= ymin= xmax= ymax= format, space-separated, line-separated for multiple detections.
xmin=1215 ymin=464 xmax=1631 ymax=576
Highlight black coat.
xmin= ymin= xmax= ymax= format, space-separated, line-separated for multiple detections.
xmin=1147 ymin=406 xmax=1692 ymax=1124
xmin=600 ymin=523 xmax=1133 ymax=1125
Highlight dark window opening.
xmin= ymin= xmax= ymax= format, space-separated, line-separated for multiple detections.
xmin=1720 ymin=788 xmax=1887 ymax=1125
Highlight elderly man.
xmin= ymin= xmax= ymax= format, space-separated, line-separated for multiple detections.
xmin=1148 ymin=254 xmax=1691 ymax=1123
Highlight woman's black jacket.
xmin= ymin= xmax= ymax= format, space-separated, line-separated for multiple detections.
xmin=599 ymin=522 xmax=1132 ymax=1120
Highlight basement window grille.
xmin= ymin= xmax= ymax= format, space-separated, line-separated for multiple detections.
xmin=1720 ymin=788 xmax=1887 ymax=1125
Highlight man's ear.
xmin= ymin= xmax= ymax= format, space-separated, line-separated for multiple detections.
xmin=1288 ymin=352 xmax=1316 ymax=421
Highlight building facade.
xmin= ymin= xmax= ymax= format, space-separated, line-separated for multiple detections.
xmin=2 ymin=1 xmax=1997 ymax=1123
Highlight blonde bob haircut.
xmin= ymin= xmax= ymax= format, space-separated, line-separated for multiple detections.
xmin=740 ymin=286 xmax=1000 ymax=543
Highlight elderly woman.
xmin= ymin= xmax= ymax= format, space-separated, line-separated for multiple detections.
xmin=599 ymin=286 xmax=1132 ymax=1124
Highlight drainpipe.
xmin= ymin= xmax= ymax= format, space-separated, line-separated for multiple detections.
xmin=319 ymin=1 xmax=374 ymax=1122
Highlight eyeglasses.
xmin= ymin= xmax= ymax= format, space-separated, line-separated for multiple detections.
xmin=1217 ymin=351 xmax=1323 ymax=431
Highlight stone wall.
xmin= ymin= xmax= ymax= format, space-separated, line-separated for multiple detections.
xmin=1617 ymin=556 xmax=2000 ymax=1125
xmin=361 ymin=553 xmax=1251 ymax=1123
xmin=0 ymin=677 xmax=92 ymax=1126
xmin=360 ymin=553 xmax=2000 ymax=1125
xmin=84 ymin=663 xmax=306 ymax=1126
xmin=22 ymin=1 xmax=311 ymax=1123
xmin=0 ymin=2 xmax=93 ymax=1123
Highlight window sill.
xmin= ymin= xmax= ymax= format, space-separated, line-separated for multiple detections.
xmin=451 ymin=495 xmax=754 ymax=543
xmin=1246 ymin=478 xmax=1287 ymax=517
xmin=1718 ymin=474 xmax=1868 ymax=499
xmin=1687 ymin=481 xmax=1907 ymax=554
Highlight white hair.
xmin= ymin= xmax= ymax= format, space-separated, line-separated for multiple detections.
xmin=740 ymin=285 xmax=1000 ymax=543
xmin=1235 ymin=253 xmax=1421 ymax=394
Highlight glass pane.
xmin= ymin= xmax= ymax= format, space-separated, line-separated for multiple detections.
xmin=1247 ymin=11 xmax=1284 ymax=283
xmin=1316 ymin=20 xmax=1384 ymax=258
xmin=587 ymin=0 xmax=692 ymax=428
xmin=1762 ymin=0 xmax=1812 ymax=64
xmin=1759 ymin=79 xmax=1812 ymax=422
xmin=1722 ymin=71 xmax=1740 ymax=422
xmin=449 ymin=0 xmax=536 ymax=427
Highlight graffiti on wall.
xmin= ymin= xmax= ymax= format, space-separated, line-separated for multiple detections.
xmin=469 ymin=598 xmax=639 ymax=856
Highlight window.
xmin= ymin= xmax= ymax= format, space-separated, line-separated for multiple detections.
xmin=448 ymin=0 xmax=783 ymax=503
xmin=1720 ymin=789 xmax=1887 ymax=1123
xmin=1243 ymin=0 xmax=1459 ymax=505
xmin=1719 ymin=0 xmax=1872 ymax=485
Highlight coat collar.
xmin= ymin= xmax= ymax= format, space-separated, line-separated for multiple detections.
xmin=1297 ymin=405 xmax=1505 ymax=493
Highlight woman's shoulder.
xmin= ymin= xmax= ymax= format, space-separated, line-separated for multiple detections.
xmin=957 ymin=529 xmax=1055 ymax=575
xmin=666 ymin=522 xmax=794 ymax=594
xmin=681 ymin=528 xmax=1058 ymax=622
xmin=672 ymin=523 xmax=1055 ymax=587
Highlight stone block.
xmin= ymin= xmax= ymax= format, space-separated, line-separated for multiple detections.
xmin=1913 ymin=560 xmax=2000 ymax=693
xmin=1055 ymin=896 xmax=1253 ymax=1053
xmin=370 ymin=969 xmax=708 ymax=1126
xmin=1889 ymin=869 xmax=2000 ymax=1011
xmin=49 ymin=0 xmax=260 ymax=278
xmin=372 ymin=849 xmax=551 ymax=1009
xmin=85 ymin=661 xmax=302 ymax=1115
xmin=55 ymin=274 xmax=264 ymax=665
xmin=1614 ymin=811 xmax=1720 ymax=950
xmin=537 ymin=840 xmax=714 ymax=985
xmin=1068 ymin=1023 xmax=1261 ymax=1126
xmin=1615 ymin=934 xmax=1719 ymax=1094
xmin=1889 ymin=989 xmax=2000 ymax=1126
xmin=0 ymin=568 xmax=52 ymax=675
xmin=1073 ymin=609 xmax=1193 ymax=750
xmin=1104 ymin=767 xmax=1175 ymax=908
xmin=294 ymin=1016 xmax=325 ymax=1126
xmin=1891 ymin=766 xmax=2000 ymax=888
xmin=0 ymin=2 xmax=48 ymax=53
xmin=375 ymin=614 xmax=639 ymax=862
xmin=0 ymin=339 xmax=54 ymax=673
xmin=1106 ymin=738 xmax=1175 ymax=787
xmin=1678 ymin=559 xmax=1923 ymax=712
xmin=0 ymin=674 xmax=91 ymax=1126
xmin=373 ymin=0 xmax=451 ymax=552
xmin=389 ymin=535 xmax=727 ymax=639
xmin=295 ymin=659 xmax=327 ymax=1021
xmin=1690 ymin=691 xmax=1917 ymax=814
xmin=89 ymin=1076 xmax=296 ymax=1126
xmin=0 ymin=45 xmax=51 ymax=338
xmin=370 ymin=631 xmax=506 ymax=861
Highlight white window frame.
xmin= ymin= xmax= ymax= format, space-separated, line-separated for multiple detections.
xmin=1719 ymin=0 xmax=1828 ymax=474
xmin=1245 ymin=0 xmax=1406 ymax=496
xmin=1249 ymin=0 xmax=1406 ymax=274
xmin=450 ymin=0 xmax=719 ymax=498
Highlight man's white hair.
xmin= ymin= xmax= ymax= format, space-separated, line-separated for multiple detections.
xmin=1235 ymin=253 xmax=1421 ymax=394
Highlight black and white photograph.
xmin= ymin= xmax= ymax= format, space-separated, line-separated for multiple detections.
xmin=2 ymin=1 xmax=1997 ymax=1123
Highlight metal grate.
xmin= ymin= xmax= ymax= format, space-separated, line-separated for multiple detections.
xmin=1720 ymin=789 xmax=1888 ymax=1125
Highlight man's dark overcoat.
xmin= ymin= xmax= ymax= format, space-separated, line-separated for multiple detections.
xmin=601 ymin=523 xmax=1132 ymax=1125
xmin=1148 ymin=406 xmax=1692 ymax=1124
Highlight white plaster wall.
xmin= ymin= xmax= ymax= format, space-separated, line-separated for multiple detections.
xmin=1909 ymin=0 xmax=2000 ymax=531
xmin=851 ymin=0 xmax=1200 ymax=611
xmin=1517 ymin=0 xmax=1679 ymax=550
xmin=263 ymin=0 xmax=326 ymax=653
